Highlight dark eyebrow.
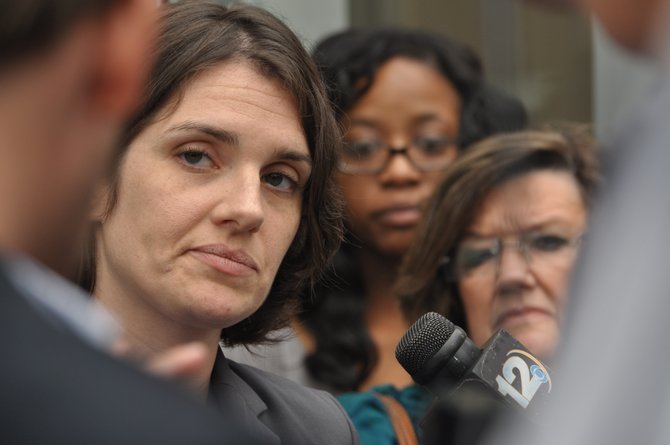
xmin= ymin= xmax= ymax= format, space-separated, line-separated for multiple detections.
xmin=463 ymin=219 xmax=579 ymax=240
xmin=170 ymin=121 xmax=311 ymax=167
xmin=167 ymin=122 xmax=239 ymax=146
xmin=413 ymin=113 xmax=442 ymax=125
xmin=273 ymin=150 xmax=312 ymax=167
xmin=351 ymin=114 xmax=451 ymax=129
xmin=462 ymin=231 xmax=486 ymax=239
xmin=349 ymin=118 xmax=378 ymax=128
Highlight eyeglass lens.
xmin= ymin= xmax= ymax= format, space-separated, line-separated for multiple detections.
xmin=452 ymin=232 xmax=581 ymax=280
xmin=339 ymin=136 xmax=456 ymax=174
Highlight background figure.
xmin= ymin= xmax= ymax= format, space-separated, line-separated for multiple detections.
xmin=485 ymin=0 xmax=670 ymax=444
xmin=0 ymin=1 xmax=250 ymax=443
xmin=228 ymin=27 xmax=527 ymax=394
xmin=79 ymin=3 xmax=356 ymax=444
xmin=399 ymin=128 xmax=599 ymax=363
xmin=391 ymin=127 xmax=598 ymax=445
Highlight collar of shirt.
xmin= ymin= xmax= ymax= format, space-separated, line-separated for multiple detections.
xmin=1 ymin=253 xmax=120 ymax=350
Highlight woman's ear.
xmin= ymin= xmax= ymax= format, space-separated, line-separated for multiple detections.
xmin=90 ymin=182 xmax=112 ymax=222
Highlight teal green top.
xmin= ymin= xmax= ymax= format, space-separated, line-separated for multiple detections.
xmin=338 ymin=384 xmax=433 ymax=445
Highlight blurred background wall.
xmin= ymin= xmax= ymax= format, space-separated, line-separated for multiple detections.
xmin=233 ymin=0 xmax=349 ymax=50
xmin=218 ymin=0 xmax=660 ymax=139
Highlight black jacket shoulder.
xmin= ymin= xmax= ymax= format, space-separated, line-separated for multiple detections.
xmin=210 ymin=356 xmax=359 ymax=445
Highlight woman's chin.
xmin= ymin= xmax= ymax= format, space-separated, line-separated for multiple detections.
xmin=509 ymin=325 xmax=559 ymax=363
xmin=177 ymin=297 xmax=261 ymax=331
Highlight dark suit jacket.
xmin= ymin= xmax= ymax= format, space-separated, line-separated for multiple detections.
xmin=210 ymin=352 xmax=359 ymax=445
xmin=0 ymin=268 xmax=253 ymax=445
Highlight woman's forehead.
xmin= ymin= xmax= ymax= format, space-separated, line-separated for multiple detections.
xmin=151 ymin=61 xmax=309 ymax=154
xmin=465 ymin=170 xmax=586 ymax=235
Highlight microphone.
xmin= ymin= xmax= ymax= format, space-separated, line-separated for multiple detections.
xmin=395 ymin=312 xmax=552 ymax=419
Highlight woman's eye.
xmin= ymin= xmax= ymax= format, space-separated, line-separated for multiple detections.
xmin=262 ymin=172 xmax=298 ymax=192
xmin=529 ymin=234 xmax=569 ymax=252
xmin=178 ymin=149 xmax=214 ymax=169
xmin=342 ymin=140 xmax=382 ymax=160
xmin=457 ymin=247 xmax=498 ymax=271
xmin=414 ymin=136 xmax=452 ymax=155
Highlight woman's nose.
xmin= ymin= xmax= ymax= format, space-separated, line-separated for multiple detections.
xmin=495 ymin=245 xmax=534 ymax=287
xmin=377 ymin=148 xmax=422 ymax=186
xmin=210 ymin=170 xmax=264 ymax=233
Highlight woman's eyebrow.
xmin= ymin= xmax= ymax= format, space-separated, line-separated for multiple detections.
xmin=273 ymin=150 xmax=312 ymax=167
xmin=168 ymin=121 xmax=312 ymax=166
xmin=413 ymin=113 xmax=441 ymax=125
xmin=349 ymin=118 xmax=378 ymax=128
xmin=166 ymin=121 xmax=240 ymax=146
xmin=461 ymin=231 xmax=486 ymax=239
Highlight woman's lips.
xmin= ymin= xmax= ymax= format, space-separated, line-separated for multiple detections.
xmin=189 ymin=245 xmax=258 ymax=277
xmin=372 ymin=205 xmax=422 ymax=228
xmin=494 ymin=307 xmax=554 ymax=330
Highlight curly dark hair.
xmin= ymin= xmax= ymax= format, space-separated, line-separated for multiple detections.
xmin=312 ymin=27 xmax=528 ymax=149
xmin=396 ymin=127 xmax=600 ymax=330
xmin=302 ymin=27 xmax=528 ymax=392
xmin=78 ymin=1 xmax=343 ymax=346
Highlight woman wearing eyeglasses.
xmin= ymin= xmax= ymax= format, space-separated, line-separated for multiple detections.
xmin=397 ymin=127 xmax=600 ymax=363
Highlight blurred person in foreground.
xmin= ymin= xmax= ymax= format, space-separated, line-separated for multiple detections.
xmin=228 ymin=27 xmax=528 ymax=396
xmin=78 ymin=3 xmax=357 ymax=444
xmin=0 ymin=0 xmax=250 ymax=444
xmin=337 ymin=128 xmax=598 ymax=445
xmin=484 ymin=0 xmax=670 ymax=444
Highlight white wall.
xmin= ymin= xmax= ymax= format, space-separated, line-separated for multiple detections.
xmin=229 ymin=0 xmax=349 ymax=50
xmin=593 ymin=22 xmax=660 ymax=139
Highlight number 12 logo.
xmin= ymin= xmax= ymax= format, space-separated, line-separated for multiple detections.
xmin=495 ymin=349 xmax=552 ymax=408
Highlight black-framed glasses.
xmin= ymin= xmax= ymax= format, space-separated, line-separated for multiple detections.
xmin=441 ymin=231 xmax=584 ymax=282
xmin=337 ymin=136 xmax=457 ymax=175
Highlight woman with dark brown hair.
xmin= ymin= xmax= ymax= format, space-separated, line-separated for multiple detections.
xmin=79 ymin=2 xmax=356 ymax=443
xmin=338 ymin=127 xmax=599 ymax=445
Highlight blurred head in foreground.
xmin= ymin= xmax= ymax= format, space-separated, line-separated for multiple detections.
xmin=0 ymin=0 xmax=156 ymax=274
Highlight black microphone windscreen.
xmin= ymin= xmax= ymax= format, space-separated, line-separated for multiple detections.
xmin=396 ymin=312 xmax=454 ymax=379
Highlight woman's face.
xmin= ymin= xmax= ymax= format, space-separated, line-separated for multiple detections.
xmin=456 ymin=170 xmax=587 ymax=360
xmin=95 ymin=60 xmax=311 ymax=330
xmin=336 ymin=57 xmax=460 ymax=257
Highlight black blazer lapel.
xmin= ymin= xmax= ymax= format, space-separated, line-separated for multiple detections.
xmin=209 ymin=350 xmax=280 ymax=445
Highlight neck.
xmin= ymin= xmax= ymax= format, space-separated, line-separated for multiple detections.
xmin=95 ymin=267 xmax=220 ymax=398
xmin=356 ymin=248 xmax=413 ymax=389
xmin=358 ymin=248 xmax=402 ymax=309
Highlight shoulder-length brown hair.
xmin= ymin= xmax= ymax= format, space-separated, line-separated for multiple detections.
xmin=79 ymin=1 xmax=343 ymax=346
xmin=396 ymin=127 xmax=600 ymax=329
